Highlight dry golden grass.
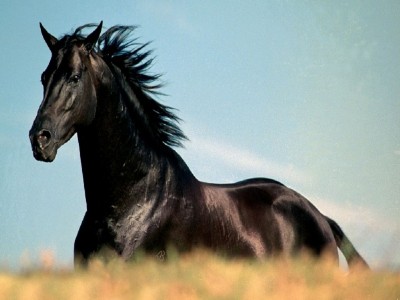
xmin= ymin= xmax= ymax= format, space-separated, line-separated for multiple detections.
xmin=0 ymin=250 xmax=399 ymax=299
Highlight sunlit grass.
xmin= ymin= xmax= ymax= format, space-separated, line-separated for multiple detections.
xmin=0 ymin=250 xmax=399 ymax=299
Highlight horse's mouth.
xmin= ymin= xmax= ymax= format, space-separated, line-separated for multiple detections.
xmin=32 ymin=144 xmax=58 ymax=162
xmin=30 ymin=136 xmax=59 ymax=162
xmin=29 ymin=124 xmax=77 ymax=163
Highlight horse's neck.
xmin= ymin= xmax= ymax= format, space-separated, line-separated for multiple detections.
xmin=77 ymin=74 xmax=194 ymax=215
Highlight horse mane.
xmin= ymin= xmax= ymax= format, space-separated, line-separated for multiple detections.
xmin=64 ymin=24 xmax=187 ymax=148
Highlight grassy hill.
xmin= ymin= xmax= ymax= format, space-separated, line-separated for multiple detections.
xmin=1 ymin=250 xmax=399 ymax=299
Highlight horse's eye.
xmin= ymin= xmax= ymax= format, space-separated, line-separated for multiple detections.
xmin=70 ymin=74 xmax=81 ymax=84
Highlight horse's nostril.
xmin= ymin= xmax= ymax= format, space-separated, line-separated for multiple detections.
xmin=37 ymin=130 xmax=52 ymax=148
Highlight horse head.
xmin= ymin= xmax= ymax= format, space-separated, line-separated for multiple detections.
xmin=29 ymin=22 xmax=103 ymax=162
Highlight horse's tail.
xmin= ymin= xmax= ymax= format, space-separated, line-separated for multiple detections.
xmin=325 ymin=216 xmax=369 ymax=269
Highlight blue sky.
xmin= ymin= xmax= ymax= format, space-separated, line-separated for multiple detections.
xmin=1 ymin=1 xmax=399 ymax=269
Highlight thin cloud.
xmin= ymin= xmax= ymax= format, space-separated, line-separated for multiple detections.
xmin=186 ymin=132 xmax=312 ymax=186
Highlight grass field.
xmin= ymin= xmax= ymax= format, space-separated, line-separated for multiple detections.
xmin=1 ymin=250 xmax=399 ymax=299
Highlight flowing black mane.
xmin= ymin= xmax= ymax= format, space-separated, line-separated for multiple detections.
xmin=63 ymin=24 xmax=187 ymax=148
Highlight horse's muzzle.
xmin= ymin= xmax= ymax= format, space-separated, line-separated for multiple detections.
xmin=29 ymin=129 xmax=57 ymax=162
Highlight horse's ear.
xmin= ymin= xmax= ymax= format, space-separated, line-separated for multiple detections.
xmin=84 ymin=21 xmax=103 ymax=52
xmin=40 ymin=23 xmax=58 ymax=52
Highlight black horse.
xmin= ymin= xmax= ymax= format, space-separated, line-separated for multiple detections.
xmin=29 ymin=22 xmax=368 ymax=268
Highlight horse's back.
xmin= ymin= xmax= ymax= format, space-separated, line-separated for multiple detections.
xmin=201 ymin=177 xmax=304 ymax=210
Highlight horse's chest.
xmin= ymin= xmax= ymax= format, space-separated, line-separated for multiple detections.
xmin=108 ymin=204 xmax=163 ymax=255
